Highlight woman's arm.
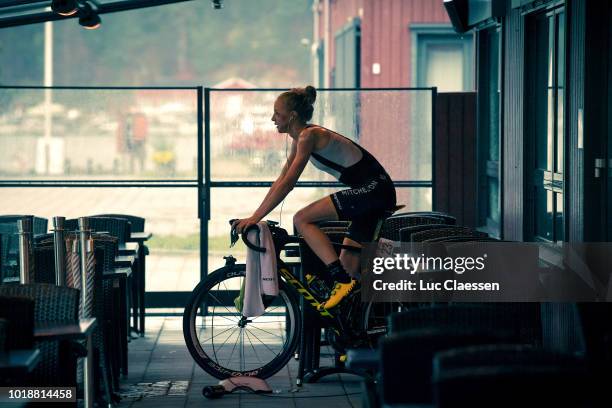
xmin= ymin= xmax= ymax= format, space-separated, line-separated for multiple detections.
xmin=234 ymin=131 xmax=314 ymax=232
xmin=259 ymin=138 xmax=297 ymax=204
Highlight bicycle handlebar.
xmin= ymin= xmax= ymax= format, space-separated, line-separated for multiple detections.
xmin=228 ymin=219 xmax=266 ymax=253
xmin=228 ymin=219 xmax=359 ymax=254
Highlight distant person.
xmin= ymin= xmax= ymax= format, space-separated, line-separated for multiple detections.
xmin=115 ymin=112 xmax=129 ymax=173
xmin=116 ymin=111 xmax=148 ymax=174
xmin=130 ymin=112 xmax=148 ymax=174
xmin=232 ymin=86 xmax=396 ymax=309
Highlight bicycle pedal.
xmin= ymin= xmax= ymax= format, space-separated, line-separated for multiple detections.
xmin=307 ymin=277 xmax=331 ymax=300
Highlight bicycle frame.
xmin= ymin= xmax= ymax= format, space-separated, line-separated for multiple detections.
xmin=236 ymin=220 xmax=367 ymax=330
xmin=276 ymin=260 xmax=335 ymax=319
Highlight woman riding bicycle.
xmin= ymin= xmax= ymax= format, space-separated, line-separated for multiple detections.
xmin=232 ymin=86 xmax=396 ymax=309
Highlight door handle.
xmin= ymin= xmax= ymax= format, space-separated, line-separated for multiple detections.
xmin=595 ymin=158 xmax=606 ymax=178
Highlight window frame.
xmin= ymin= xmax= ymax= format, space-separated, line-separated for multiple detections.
xmin=475 ymin=24 xmax=503 ymax=238
xmin=332 ymin=17 xmax=361 ymax=88
xmin=524 ymin=6 xmax=567 ymax=243
xmin=410 ymin=24 xmax=474 ymax=91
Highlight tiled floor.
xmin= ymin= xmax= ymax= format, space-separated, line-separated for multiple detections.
xmin=117 ymin=316 xmax=363 ymax=408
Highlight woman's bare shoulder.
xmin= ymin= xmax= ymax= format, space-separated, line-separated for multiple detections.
xmin=304 ymin=125 xmax=331 ymax=149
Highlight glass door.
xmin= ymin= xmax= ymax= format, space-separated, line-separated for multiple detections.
xmin=527 ymin=8 xmax=565 ymax=242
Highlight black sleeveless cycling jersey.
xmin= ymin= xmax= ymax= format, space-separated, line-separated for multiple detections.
xmin=303 ymin=125 xmax=396 ymax=242
xmin=306 ymin=125 xmax=389 ymax=188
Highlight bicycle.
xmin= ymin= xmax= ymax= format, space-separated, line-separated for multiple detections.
xmin=183 ymin=211 xmax=404 ymax=379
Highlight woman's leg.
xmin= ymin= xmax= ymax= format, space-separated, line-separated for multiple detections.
xmin=294 ymin=195 xmax=362 ymax=310
xmin=339 ymin=237 xmax=362 ymax=278
xmin=293 ymin=196 xmax=339 ymax=265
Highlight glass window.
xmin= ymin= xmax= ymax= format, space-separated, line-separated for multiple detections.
xmin=527 ymin=9 xmax=565 ymax=242
xmin=0 ymin=88 xmax=198 ymax=180
xmin=333 ymin=19 xmax=360 ymax=88
xmin=413 ymin=28 xmax=474 ymax=91
xmin=425 ymin=44 xmax=465 ymax=91
xmin=0 ymin=187 xmax=200 ymax=292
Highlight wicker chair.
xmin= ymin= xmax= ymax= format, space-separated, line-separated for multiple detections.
xmin=65 ymin=217 xmax=131 ymax=244
xmin=388 ymin=303 xmax=542 ymax=342
xmin=31 ymin=245 xmax=57 ymax=284
xmin=65 ymin=216 xmax=138 ymax=336
xmin=39 ymin=231 xmax=117 ymax=402
xmin=391 ymin=211 xmax=457 ymax=226
xmin=432 ymin=345 xmax=589 ymax=407
xmin=91 ymin=214 xmax=145 ymax=233
xmin=0 ymin=216 xmax=49 ymax=283
xmin=91 ymin=214 xmax=148 ymax=336
xmin=0 ymin=215 xmax=48 ymax=235
xmin=424 ymin=235 xmax=502 ymax=243
xmin=379 ymin=215 xmax=448 ymax=241
xmin=62 ymin=233 xmax=117 ymax=401
xmin=0 ymin=284 xmax=80 ymax=387
xmin=0 ymin=224 xmax=19 ymax=282
xmin=401 ymin=225 xmax=487 ymax=242
xmin=379 ymin=303 xmax=542 ymax=405
xmin=0 ymin=318 xmax=6 ymax=352
xmin=0 ymin=295 xmax=35 ymax=351
xmin=0 ymin=296 xmax=36 ymax=387
xmin=92 ymin=233 xmax=128 ymax=390
xmin=0 ymin=233 xmax=5 ymax=280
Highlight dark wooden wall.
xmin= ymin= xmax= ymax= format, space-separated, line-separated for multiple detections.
xmin=583 ymin=0 xmax=609 ymax=242
xmin=433 ymin=92 xmax=477 ymax=227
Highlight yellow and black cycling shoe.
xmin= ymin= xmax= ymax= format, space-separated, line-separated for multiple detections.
xmin=320 ymin=279 xmax=357 ymax=310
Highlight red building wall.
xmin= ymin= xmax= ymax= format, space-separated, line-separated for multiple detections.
xmin=316 ymin=0 xmax=450 ymax=190
xmin=320 ymin=0 xmax=450 ymax=87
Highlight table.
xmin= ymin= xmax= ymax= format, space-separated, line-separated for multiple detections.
xmin=34 ymin=318 xmax=97 ymax=408
xmin=0 ymin=349 xmax=41 ymax=377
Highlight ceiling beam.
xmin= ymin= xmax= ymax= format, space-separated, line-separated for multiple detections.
xmin=0 ymin=0 xmax=196 ymax=28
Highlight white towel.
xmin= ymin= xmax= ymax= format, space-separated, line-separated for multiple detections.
xmin=242 ymin=222 xmax=279 ymax=317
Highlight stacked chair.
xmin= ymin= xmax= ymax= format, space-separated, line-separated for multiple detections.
xmin=67 ymin=215 xmax=146 ymax=337
xmin=91 ymin=214 xmax=148 ymax=336
xmin=63 ymin=216 xmax=140 ymax=391
xmin=0 ymin=284 xmax=82 ymax=388
xmin=0 ymin=213 xmax=151 ymax=407
xmin=0 ymin=215 xmax=48 ymax=283
xmin=0 ymin=295 xmax=36 ymax=387
xmin=345 ymin=211 xmax=604 ymax=407
xmin=378 ymin=211 xmax=457 ymax=242
xmin=378 ymin=303 xmax=541 ymax=405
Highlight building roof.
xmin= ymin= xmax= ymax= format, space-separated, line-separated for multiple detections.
xmin=212 ymin=77 xmax=257 ymax=89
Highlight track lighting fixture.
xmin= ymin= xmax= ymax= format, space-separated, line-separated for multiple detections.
xmin=51 ymin=0 xmax=78 ymax=16
xmin=78 ymin=1 xmax=101 ymax=30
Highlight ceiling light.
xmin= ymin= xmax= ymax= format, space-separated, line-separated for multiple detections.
xmin=51 ymin=0 xmax=78 ymax=16
xmin=78 ymin=2 xmax=101 ymax=30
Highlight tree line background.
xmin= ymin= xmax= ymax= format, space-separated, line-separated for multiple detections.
xmin=0 ymin=0 xmax=313 ymax=87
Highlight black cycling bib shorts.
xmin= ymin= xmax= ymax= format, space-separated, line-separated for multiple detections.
xmin=307 ymin=126 xmax=396 ymax=243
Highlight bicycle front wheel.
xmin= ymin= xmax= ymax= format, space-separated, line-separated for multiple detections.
xmin=183 ymin=263 xmax=301 ymax=379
